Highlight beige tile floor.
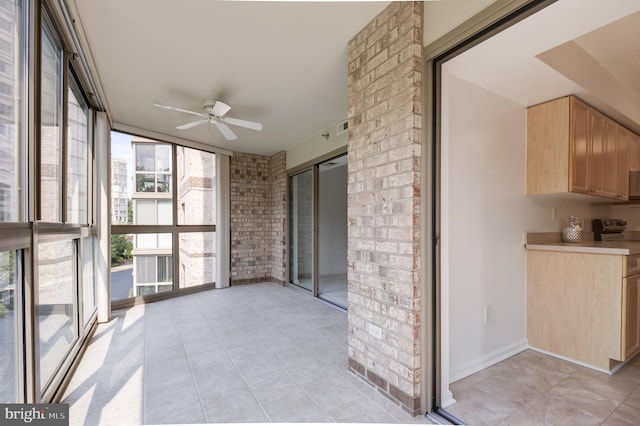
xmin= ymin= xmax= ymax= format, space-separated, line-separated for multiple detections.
xmin=62 ymin=283 xmax=432 ymax=425
xmin=446 ymin=349 xmax=640 ymax=425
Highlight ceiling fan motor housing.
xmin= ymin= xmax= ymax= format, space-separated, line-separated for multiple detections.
xmin=202 ymin=100 xmax=218 ymax=116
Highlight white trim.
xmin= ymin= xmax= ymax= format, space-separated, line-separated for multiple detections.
xmin=95 ymin=111 xmax=111 ymax=322
xmin=113 ymin=122 xmax=234 ymax=157
xmin=441 ymin=389 xmax=456 ymax=409
xmin=449 ymin=339 xmax=529 ymax=383
xmin=216 ymin=154 xmax=231 ymax=288
xmin=526 ymin=346 xmax=622 ymax=375
xmin=439 ymin=67 xmax=452 ymax=407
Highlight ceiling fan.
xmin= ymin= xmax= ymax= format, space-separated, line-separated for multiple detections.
xmin=153 ymin=99 xmax=262 ymax=141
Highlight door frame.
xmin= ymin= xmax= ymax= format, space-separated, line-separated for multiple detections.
xmin=423 ymin=0 xmax=556 ymax=414
xmin=286 ymin=147 xmax=347 ymax=302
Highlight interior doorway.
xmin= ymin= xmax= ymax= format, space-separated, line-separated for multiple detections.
xmin=318 ymin=155 xmax=348 ymax=307
xmin=288 ymin=153 xmax=348 ymax=309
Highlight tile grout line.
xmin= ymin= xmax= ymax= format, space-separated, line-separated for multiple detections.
xmin=199 ymin=299 xmax=275 ymax=423
xmin=142 ymin=307 xmax=148 ymax=425
xmin=213 ymin=286 xmax=350 ymax=422
xmin=253 ymin=283 xmax=409 ymax=423
xmin=270 ymin=286 xmax=411 ymax=423
xmin=174 ymin=301 xmax=212 ymax=424
xmin=106 ymin=283 xmax=421 ymax=424
xmin=238 ymin=302 xmax=338 ymax=422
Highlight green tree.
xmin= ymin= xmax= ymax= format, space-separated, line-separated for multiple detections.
xmin=111 ymin=234 xmax=133 ymax=266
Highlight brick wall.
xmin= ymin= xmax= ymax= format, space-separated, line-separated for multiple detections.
xmin=289 ymin=172 xmax=313 ymax=283
xmin=346 ymin=1 xmax=423 ymax=416
xmin=270 ymin=151 xmax=287 ymax=285
xmin=230 ymin=151 xmax=287 ymax=285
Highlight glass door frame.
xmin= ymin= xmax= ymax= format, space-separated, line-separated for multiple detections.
xmin=286 ymin=147 xmax=346 ymax=304
xmin=288 ymin=166 xmax=318 ymax=297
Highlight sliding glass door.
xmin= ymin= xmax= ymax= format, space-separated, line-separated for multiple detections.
xmin=317 ymin=155 xmax=348 ymax=308
xmin=289 ymin=170 xmax=313 ymax=292
xmin=288 ymin=154 xmax=348 ymax=309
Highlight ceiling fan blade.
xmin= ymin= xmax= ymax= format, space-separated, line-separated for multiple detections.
xmin=216 ymin=122 xmax=237 ymax=140
xmin=223 ymin=117 xmax=263 ymax=131
xmin=176 ymin=119 xmax=209 ymax=130
xmin=153 ymin=103 xmax=205 ymax=118
xmin=212 ymin=101 xmax=232 ymax=117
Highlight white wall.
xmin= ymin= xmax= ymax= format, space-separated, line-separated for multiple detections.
xmin=604 ymin=204 xmax=640 ymax=231
xmin=319 ymin=164 xmax=348 ymax=277
xmin=286 ymin=120 xmax=347 ymax=170
xmin=424 ymin=0 xmax=498 ymax=46
xmin=443 ymin=73 xmax=599 ymax=386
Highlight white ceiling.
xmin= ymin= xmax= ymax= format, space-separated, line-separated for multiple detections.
xmin=73 ymin=0 xmax=640 ymax=157
xmin=71 ymin=0 xmax=390 ymax=155
xmin=445 ymin=0 xmax=640 ymax=134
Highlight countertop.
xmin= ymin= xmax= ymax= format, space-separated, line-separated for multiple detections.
xmin=525 ymin=240 xmax=640 ymax=255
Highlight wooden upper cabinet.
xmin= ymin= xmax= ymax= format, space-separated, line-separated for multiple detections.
xmin=527 ymin=97 xmax=571 ymax=195
xmin=527 ymin=95 xmax=633 ymax=200
xmin=616 ymin=127 xmax=630 ymax=200
xmin=603 ymin=118 xmax=618 ymax=198
xmin=630 ymin=132 xmax=640 ymax=172
xmin=569 ymin=99 xmax=590 ymax=194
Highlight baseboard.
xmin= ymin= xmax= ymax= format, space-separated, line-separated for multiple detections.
xmin=449 ymin=339 xmax=528 ymax=383
xmin=526 ymin=346 xmax=617 ymax=375
xmin=441 ymin=389 xmax=456 ymax=408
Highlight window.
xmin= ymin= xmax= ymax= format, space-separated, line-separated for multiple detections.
xmin=179 ymin=232 xmax=215 ymax=287
xmin=111 ymin=133 xmax=218 ymax=302
xmin=111 ymin=232 xmax=172 ymax=300
xmin=33 ymin=8 xmax=95 ymax=400
xmin=37 ymin=238 xmax=77 ymax=391
xmin=40 ymin=18 xmax=63 ymax=222
xmin=134 ymin=199 xmax=172 ymax=225
xmin=135 ymin=143 xmax=172 ymax=193
xmin=82 ymin=237 xmax=95 ymax=325
xmin=0 ymin=1 xmax=99 ymax=404
xmin=134 ymin=255 xmax=172 ymax=295
xmin=177 ymin=146 xmax=216 ymax=225
xmin=0 ymin=249 xmax=20 ymax=402
xmin=0 ymin=0 xmax=19 ymax=223
xmin=66 ymin=79 xmax=90 ymax=224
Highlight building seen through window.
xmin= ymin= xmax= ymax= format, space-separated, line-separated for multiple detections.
xmin=110 ymin=134 xmax=217 ymax=300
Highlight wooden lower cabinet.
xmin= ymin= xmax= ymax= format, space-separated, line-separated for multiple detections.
xmin=527 ymin=250 xmax=640 ymax=371
xmin=623 ymin=274 xmax=640 ymax=360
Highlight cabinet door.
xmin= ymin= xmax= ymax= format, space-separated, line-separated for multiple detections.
xmin=616 ymin=127 xmax=630 ymax=200
xmin=630 ymin=132 xmax=640 ymax=173
xmin=623 ymin=275 xmax=640 ymax=360
xmin=589 ymin=110 xmax=606 ymax=196
xmin=602 ymin=118 xmax=618 ymax=198
xmin=570 ymin=99 xmax=590 ymax=194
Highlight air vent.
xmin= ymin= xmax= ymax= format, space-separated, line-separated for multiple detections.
xmin=336 ymin=119 xmax=348 ymax=136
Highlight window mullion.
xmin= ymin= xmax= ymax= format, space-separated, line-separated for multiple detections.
xmin=172 ymin=144 xmax=179 ymax=290
xmin=60 ymin=50 xmax=69 ymax=223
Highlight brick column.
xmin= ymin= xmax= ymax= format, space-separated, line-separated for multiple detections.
xmin=346 ymin=1 xmax=423 ymax=416
xmin=270 ymin=151 xmax=287 ymax=285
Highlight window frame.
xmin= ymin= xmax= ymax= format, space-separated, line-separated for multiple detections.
xmin=111 ymin=136 xmax=217 ymax=307
xmin=65 ymin=72 xmax=91 ymax=225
